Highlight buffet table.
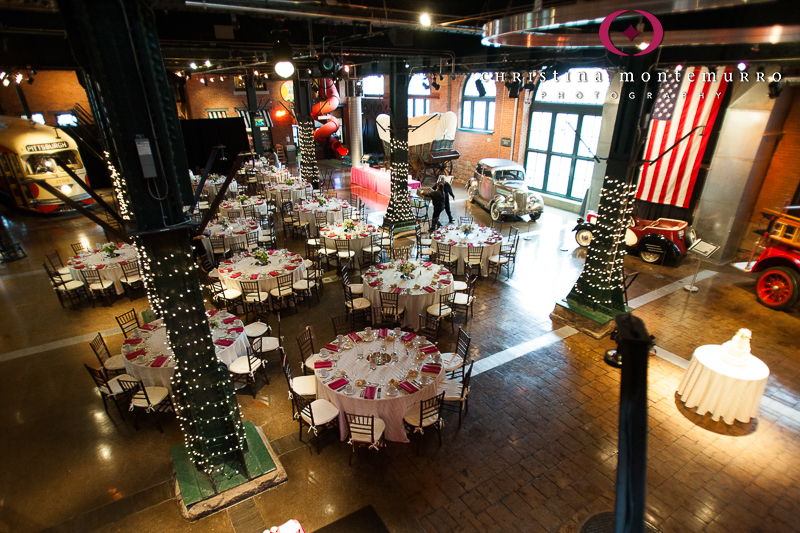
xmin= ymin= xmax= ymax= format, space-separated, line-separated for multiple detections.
xmin=67 ymin=243 xmax=139 ymax=295
xmin=362 ymin=261 xmax=455 ymax=330
xmin=677 ymin=344 xmax=770 ymax=424
xmin=432 ymin=224 xmax=503 ymax=276
xmin=312 ymin=331 xmax=445 ymax=442
xmin=351 ymin=166 xmax=421 ymax=197
xmin=120 ymin=312 xmax=249 ymax=391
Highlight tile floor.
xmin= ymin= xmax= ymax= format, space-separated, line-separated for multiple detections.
xmin=1 ymin=167 xmax=799 ymax=533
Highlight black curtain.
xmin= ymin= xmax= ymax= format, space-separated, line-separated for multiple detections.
xmin=361 ymin=99 xmax=390 ymax=155
xmin=180 ymin=118 xmax=249 ymax=175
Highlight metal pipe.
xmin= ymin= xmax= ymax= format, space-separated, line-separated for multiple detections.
xmin=185 ymin=1 xmax=482 ymax=35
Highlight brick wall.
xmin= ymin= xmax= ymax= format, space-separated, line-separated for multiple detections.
xmin=746 ymin=87 xmax=800 ymax=241
xmin=0 ymin=70 xmax=89 ymax=126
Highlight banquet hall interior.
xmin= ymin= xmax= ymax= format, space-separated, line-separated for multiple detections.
xmin=2 ymin=1 xmax=800 ymax=532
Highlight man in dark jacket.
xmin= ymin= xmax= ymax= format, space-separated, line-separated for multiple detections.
xmin=430 ymin=183 xmax=445 ymax=231
xmin=438 ymin=176 xmax=456 ymax=224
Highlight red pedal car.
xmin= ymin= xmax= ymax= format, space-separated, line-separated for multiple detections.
xmin=573 ymin=212 xmax=696 ymax=264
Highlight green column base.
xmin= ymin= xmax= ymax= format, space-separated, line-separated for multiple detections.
xmin=172 ymin=421 xmax=277 ymax=507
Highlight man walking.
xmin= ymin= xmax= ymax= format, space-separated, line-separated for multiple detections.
xmin=439 ymin=176 xmax=455 ymax=224
xmin=430 ymin=183 xmax=445 ymax=231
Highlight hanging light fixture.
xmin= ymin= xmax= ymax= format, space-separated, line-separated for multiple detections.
xmin=475 ymin=78 xmax=486 ymax=97
xmin=272 ymin=31 xmax=295 ymax=79
xmin=204 ymin=59 xmax=212 ymax=67
xmin=190 ymin=62 xmax=198 ymax=69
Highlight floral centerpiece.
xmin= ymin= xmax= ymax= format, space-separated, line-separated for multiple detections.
xmin=269 ymin=165 xmax=278 ymax=173
xmin=398 ymin=260 xmax=415 ymax=280
xmin=460 ymin=223 xmax=475 ymax=235
xmin=284 ymin=178 xmax=294 ymax=186
xmin=238 ymin=195 xmax=248 ymax=204
xmin=102 ymin=243 xmax=117 ymax=256
xmin=344 ymin=219 xmax=356 ymax=232
xmin=256 ymin=251 xmax=271 ymax=266
xmin=316 ymin=197 xmax=327 ymax=206
xmin=220 ymin=216 xmax=230 ymax=230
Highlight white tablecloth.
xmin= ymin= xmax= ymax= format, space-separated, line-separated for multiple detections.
xmin=265 ymin=182 xmax=312 ymax=204
xmin=217 ymin=251 xmax=306 ymax=294
xmin=677 ymin=345 xmax=770 ymax=424
xmin=120 ymin=313 xmax=249 ymax=391
xmin=362 ymin=262 xmax=455 ymax=330
xmin=297 ymin=198 xmax=350 ymax=236
xmin=432 ymin=225 xmax=503 ymax=277
xmin=319 ymin=223 xmax=377 ymax=255
xmin=200 ymin=219 xmax=261 ymax=256
xmin=314 ymin=334 xmax=445 ymax=442
xmin=192 ymin=176 xmax=237 ymax=200
xmin=219 ymin=197 xmax=270 ymax=219
xmin=67 ymin=244 xmax=139 ymax=295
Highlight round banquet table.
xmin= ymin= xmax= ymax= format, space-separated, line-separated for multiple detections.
xmin=217 ymin=250 xmax=307 ymax=294
xmin=67 ymin=243 xmax=139 ymax=295
xmin=312 ymin=332 xmax=445 ymax=442
xmin=319 ymin=223 xmax=377 ymax=255
xmin=191 ymin=175 xmax=238 ymax=200
xmin=297 ymin=198 xmax=349 ymax=236
xmin=219 ymin=197 xmax=271 ymax=219
xmin=431 ymin=225 xmax=503 ymax=277
xmin=265 ymin=181 xmax=312 ymax=204
xmin=200 ymin=219 xmax=261 ymax=256
xmin=677 ymin=344 xmax=770 ymax=424
xmin=120 ymin=312 xmax=249 ymax=391
xmin=362 ymin=262 xmax=455 ymax=330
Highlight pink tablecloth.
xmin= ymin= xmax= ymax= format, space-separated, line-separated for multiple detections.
xmin=351 ymin=166 xmax=420 ymax=196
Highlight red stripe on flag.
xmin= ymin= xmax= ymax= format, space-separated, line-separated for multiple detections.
xmin=657 ymin=73 xmax=701 ymax=204
xmin=645 ymin=121 xmax=672 ymax=202
xmin=683 ymin=69 xmax=730 ymax=208
xmin=669 ymin=78 xmax=713 ymax=205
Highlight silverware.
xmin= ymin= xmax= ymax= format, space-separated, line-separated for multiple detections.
xmin=377 ymin=387 xmax=381 ymax=399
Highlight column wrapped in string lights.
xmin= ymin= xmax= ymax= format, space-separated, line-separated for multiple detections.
xmin=105 ymin=150 xmax=131 ymax=220
xmin=297 ymin=118 xmax=319 ymax=189
xmin=385 ymin=136 xmax=414 ymax=226
xmin=138 ymin=230 xmax=246 ymax=477
xmin=566 ymin=177 xmax=636 ymax=316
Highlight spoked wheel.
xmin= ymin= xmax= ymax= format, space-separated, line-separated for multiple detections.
xmin=490 ymin=201 xmax=503 ymax=221
xmin=467 ymin=186 xmax=476 ymax=203
xmin=756 ymin=267 xmax=800 ymax=310
xmin=575 ymin=229 xmax=593 ymax=247
xmin=639 ymin=250 xmax=662 ymax=264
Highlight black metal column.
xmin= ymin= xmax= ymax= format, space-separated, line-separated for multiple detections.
xmin=245 ymin=72 xmax=264 ymax=158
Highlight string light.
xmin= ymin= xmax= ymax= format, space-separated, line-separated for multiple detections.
xmin=384 ymin=137 xmax=415 ymax=225
xmin=298 ymin=118 xmax=320 ymax=189
xmin=105 ymin=150 xmax=131 ymax=220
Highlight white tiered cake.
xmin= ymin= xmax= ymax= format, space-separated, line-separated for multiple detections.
xmin=721 ymin=328 xmax=752 ymax=367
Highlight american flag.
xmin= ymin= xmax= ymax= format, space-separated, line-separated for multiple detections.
xmin=636 ymin=66 xmax=732 ymax=208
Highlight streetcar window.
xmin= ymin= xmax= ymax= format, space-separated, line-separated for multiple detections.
xmin=31 ymin=113 xmax=45 ymax=125
xmin=22 ymin=150 xmax=82 ymax=175
xmin=57 ymin=114 xmax=78 ymax=127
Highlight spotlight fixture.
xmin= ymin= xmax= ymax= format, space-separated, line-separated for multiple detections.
xmin=186 ymin=72 xmax=192 ymax=80
xmin=272 ymin=31 xmax=295 ymax=78
xmin=475 ymin=78 xmax=486 ymax=97
xmin=204 ymin=59 xmax=212 ymax=67
xmin=2 ymin=79 xmax=9 ymax=87
xmin=27 ymin=76 xmax=34 ymax=85
xmin=253 ymin=70 xmax=259 ymax=76
xmin=14 ymin=73 xmax=23 ymax=84
xmin=737 ymin=62 xmax=747 ymax=71
xmin=199 ymin=77 xmax=206 ymax=83
xmin=190 ymin=62 xmax=198 ymax=69
xmin=637 ymin=41 xmax=649 ymax=51
xmin=404 ymin=61 xmax=410 ymax=68
xmin=175 ymin=71 xmax=184 ymax=77
xmin=318 ymin=53 xmax=342 ymax=76
xmin=431 ymin=79 xmax=441 ymax=91
xmin=263 ymin=73 xmax=269 ymax=79
xmin=220 ymin=76 xmax=225 ymax=81
xmin=209 ymin=77 xmax=215 ymax=82
xmin=675 ymin=64 xmax=683 ymax=72
xmin=522 ymin=82 xmax=536 ymax=91
xmin=505 ymin=80 xmax=521 ymax=99
xmin=344 ymin=64 xmax=350 ymax=73
xmin=0 ymin=71 xmax=6 ymax=79
xmin=420 ymin=13 xmax=431 ymax=26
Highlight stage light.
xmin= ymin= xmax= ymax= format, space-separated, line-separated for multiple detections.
xmin=199 ymin=77 xmax=206 ymax=83
xmin=675 ymin=65 xmax=683 ymax=72
xmin=420 ymin=13 xmax=431 ymax=26
xmin=15 ymin=73 xmax=23 ymax=84
xmin=505 ymin=80 xmax=520 ymax=98
xmin=737 ymin=62 xmax=747 ymax=71
xmin=209 ymin=77 xmax=215 ymax=82
xmin=0 ymin=72 xmax=6 ymax=79
xmin=637 ymin=41 xmax=649 ymax=51
xmin=2 ymin=79 xmax=9 ymax=87
xmin=431 ymin=79 xmax=440 ymax=90
xmin=318 ymin=53 xmax=341 ymax=76
xmin=344 ymin=64 xmax=350 ymax=73
xmin=273 ymin=32 xmax=295 ymax=79
xmin=190 ymin=62 xmax=198 ymax=69
xmin=253 ymin=70 xmax=259 ymax=76
xmin=475 ymin=78 xmax=486 ymax=97
xmin=175 ymin=71 xmax=184 ymax=77
xmin=204 ymin=60 xmax=212 ymax=67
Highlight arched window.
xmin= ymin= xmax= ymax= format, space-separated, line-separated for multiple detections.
xmin=525 ymin=68 xmax=609 ymax=201
xmin=461 ymin=73 xmax=496 ymax=133
xmin=408 ymin=73 xmax=431 ymax=118
xmin=361 ymin=75 xmax=385 ymax=97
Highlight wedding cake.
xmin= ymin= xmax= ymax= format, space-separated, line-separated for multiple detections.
xmin=721 ymin=328 xmax=752 ymax=367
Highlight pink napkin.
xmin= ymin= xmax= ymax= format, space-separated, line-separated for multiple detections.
xmin=125 ymin=349 xmax=146 ymax=360
xmin=230 ymin=272 xmax=242 ymax=279
xmin=423 ymin=261 xmax=432 ymax=267
xmin=364 ymin=272 xmax=378 ymax=276
xmin=323 ymin=343 xmax=341 ymax=352
xmin=124 ymin=338 xmax=143 ymax=345
xmin=207 ymin=309 xmax=219 ymax=317
xmin=287 ymin=252 xmax=296 ymax=256
xmin=421 ymin=364 xmax=441 ymax=374
xmin=74 ymin=265 xmax=86 ymax=269
xmin=268 ymin=250 xmax=276 ymax=255
xmin=92 ymin=249 xmax=99 ymax=253
xmin=375 ymin=264 xmax=387 ymax=270
xmin=378 ymin=328 xmax=388 ymax=338
xmin=328 ymin=378 xmax=349 ymax=390
xmin=468 ymin=243 xmax=475 ymax=247
xmin=236 ymin=231 xmax=246 ymax=235
xmin=96 ymin=264 xmax=106 ymax=270
xmin=215 ymin=339 xmax=234 ymax=347
xmin=433 ymin=236 xmax=441 ymax=240
xmin=250 ymin=274 xmax=259 ymax=280
xmin=291 ymin=258 xmax=302 ymax=263
xmin=285 ymin=266 xmax=296 ymax=271
xmin=224 ymin=259 xmax=233 ymax=263
xmin=150 ymin=356 xmax=168 ymax=368
xmin=140 ymin=323 xmax=157 ymax=331
xmin=227 ymin=327 xmax=244 ymax=334
xmin=449 ymin=241 xmax=458 ymax=246
xmin=359 ymin=233 xmax=369 ymax=237
xmin=402 ymin=333 xmax=417 ymax=342
xmin=72 ymin=255 xmax=80 ymax=259
xmin=440 ymin=280 xmax=451 ymax=285
xmin=423 ymin=286 xmax=435 ymax=293
xmin=119 ymin=261 xmax=128 ymax=266
xmin=420 ymin=345 xmax=439 ymax=354
xmin=348 ymin=332 xmax=362 ymax=342
xmin=439 ymin=271 xmax=451 ymax=275
xmin=399 ymin=381 xmax=419 ymax=394
xmin=364 ymin=386 xmax=376 ymax=399
xmin=393 ymin=287 xmax=402 ymax=294
xmin=222 ymin=317 xmax=238 ymax=324
xmin=368 ymin=281 xmax=380 ymax=287
xmin=345 ymin=235 xmax=352 ymax=240
xmin=314 ymin=361 xmax=333 ymax=369
xmin=269 ymin=271 xmax=279 ymax=277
